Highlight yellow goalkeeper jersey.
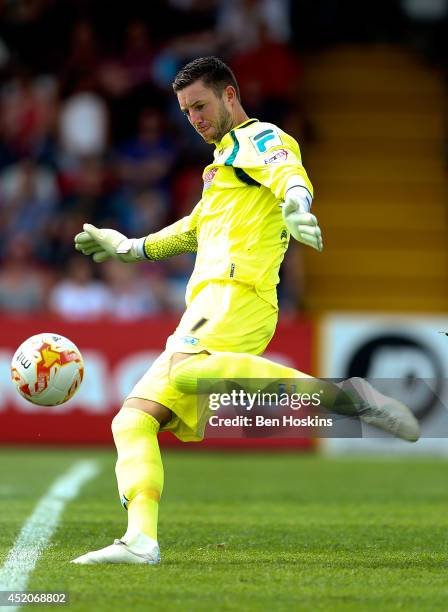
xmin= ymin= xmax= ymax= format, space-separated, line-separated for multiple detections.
xmin=144 ymin=118 xmax=313 ymax=307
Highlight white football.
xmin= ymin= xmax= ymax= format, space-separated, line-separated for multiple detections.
xmin=11 ymin=333 xmax=84 ymax=406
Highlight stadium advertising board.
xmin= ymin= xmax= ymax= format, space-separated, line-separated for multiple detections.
xmin=0 ymin=316 xmax=313 ymax=449
xmin=319 ymin=314 xmax=448 ymax=454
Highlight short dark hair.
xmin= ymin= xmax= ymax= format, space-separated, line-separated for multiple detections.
xmin=172 ymin=56 xmax=240 ymax=101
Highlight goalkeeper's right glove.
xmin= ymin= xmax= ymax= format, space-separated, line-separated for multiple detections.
xmin=74 ymin=224 xmax=146 ymax=263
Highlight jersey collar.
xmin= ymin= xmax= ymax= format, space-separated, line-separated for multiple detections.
xmin=215 ymin=118 xmax=259 ymax=152
xmin=234 ymin=118 xmax=259 ymax=130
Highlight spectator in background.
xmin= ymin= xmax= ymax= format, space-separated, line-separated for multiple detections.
xmin=109 ymin=189 xmax=169 ymax=238
xmin=115 ymin=107 xmax=176 ymax=193
xmin=58 ymin=155 xmax=112 ymax=227
xmin=150 ymin=0 xmax=219 ymax=93
xmin=58 ymin=21 xmax=108 ymax=164
xmin=59 ymin=88 xmax=109 ymax=160
xmin=60 ymin=20 xmax=102 ymax=96
xmin=0 ymin=235 xmax=49 ymax=315
xmin=230 ymin=22 xmax=301 ymax=124
xmin=0 ymin=71 xmax=59 ymax=168
xmin=98 ymin=19 xmax=158 ymax=144
xmin=37 ymin=210 xmax=87 ymax=270
xmin=49 ymin=254 xmax=111 ymax=321
xmin=111 ymin=107 xmax=176 ymax=232
xmin=101 ymin=259 xmax=164 ymax=320
xmin=0 ymin=0 xmax=66 ymax=73
xmin=121 ymin=20 xmax=155 ymax=89
xmin=171 ymin=163 xmax=203 ymax=218
xmin=0 ymin=158 xmax=58 ymax=257
xmin=217 ymin=0 xmax=291 ymax=54
xmin=98 ymin=19 xmax=164 ymax=147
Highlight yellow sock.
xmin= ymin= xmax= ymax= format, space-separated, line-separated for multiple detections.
xmin=112 ymin=408 xmax=163 ymax=542
xmin=170 ymin=352 xmax=358 ymax=415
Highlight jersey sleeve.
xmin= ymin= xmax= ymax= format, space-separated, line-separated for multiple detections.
xmin=230 ymin=124 xmax=313 ymax=201
xmin=143 ymin=200 xmax=202 ymax=260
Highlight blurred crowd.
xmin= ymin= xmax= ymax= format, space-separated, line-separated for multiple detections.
xmin=0 ymin=0 xmax=308 ymax=320
xmin=0 ymin=0 xmax=446 ymax=321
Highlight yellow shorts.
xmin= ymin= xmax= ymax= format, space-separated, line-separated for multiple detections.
xmin=127 ymin=280 xmax=278 ymax=442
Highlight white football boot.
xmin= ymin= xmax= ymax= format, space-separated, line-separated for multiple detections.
xmin=71 ymin=533 xmax=160 ymax=565
xmin=344 ymin=377 xmax=420 ymax=442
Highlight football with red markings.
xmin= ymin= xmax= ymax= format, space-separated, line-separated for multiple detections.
xmin=11 ymin=333 xmax=84 ymax=406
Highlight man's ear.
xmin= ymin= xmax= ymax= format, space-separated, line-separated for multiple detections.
xmin=224 ymin=85 xmax=237 ymax=103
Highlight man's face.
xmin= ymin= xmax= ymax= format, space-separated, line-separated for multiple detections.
xmin=177 ymin=80 xmax=234 ymax=144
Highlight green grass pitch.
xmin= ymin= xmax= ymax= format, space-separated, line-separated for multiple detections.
xmin=0 ymin=448 xmax=447 ymax=611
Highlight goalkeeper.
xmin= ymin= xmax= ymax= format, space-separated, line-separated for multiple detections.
xmin=72 ymin=57 xmax=419 ymax=565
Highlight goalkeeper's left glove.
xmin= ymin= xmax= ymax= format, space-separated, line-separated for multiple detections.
xmin=282 ymin=186 xmax=323 ymax=252
xmin=74 ymin=224 xmax=146 ymax=263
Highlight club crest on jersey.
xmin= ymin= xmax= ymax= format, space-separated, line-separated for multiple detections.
xmin=203 ymin=167 xmax=218 ymax=190
xmin=250 ymin=128 xmax=282 ymax=154
xmin=264 ymin=149 xmax=289 ymax=165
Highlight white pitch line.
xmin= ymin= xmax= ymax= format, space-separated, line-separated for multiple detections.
xmin=0 ymin=460 xmax=99 ymax=608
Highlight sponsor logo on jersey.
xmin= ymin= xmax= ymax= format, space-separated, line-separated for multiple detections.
xmin=203 ymin=167 xmax=218 ymax=190
xmin=180 ymin=335 xmax=199 ymax=346
xmin=250 ymin=128 xmax=282 ymax=154
xmin=264 ymin=149 xmax=289 ymax=165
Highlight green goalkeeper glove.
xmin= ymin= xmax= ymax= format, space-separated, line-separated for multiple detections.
xmin=282 ymin=186 xmax=323 ymax=252
xmin=74 ymin=224 xmax=146 ymax=263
